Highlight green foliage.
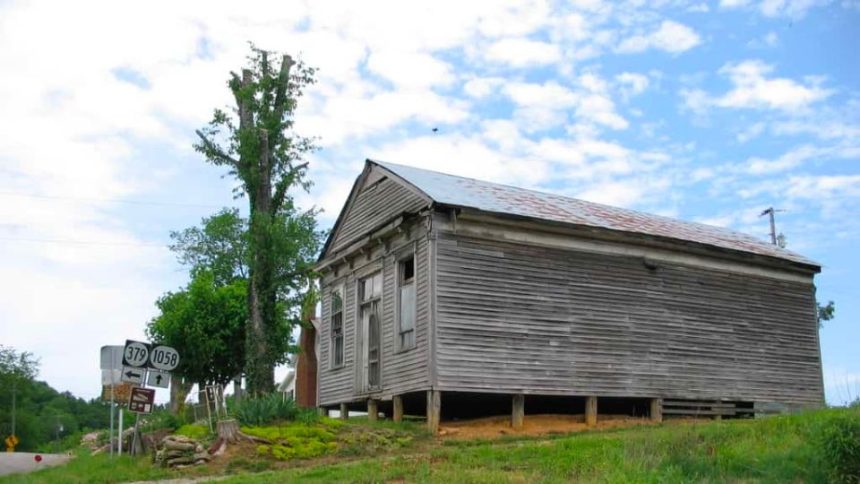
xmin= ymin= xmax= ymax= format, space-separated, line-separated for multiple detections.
xmin=146 ymin=270 xmax=247 ymax=386
xmin=174 ymin=424 xmax=210 ymax=440
xmin=818 ymin=300 xmax=836 ymax=327
xmin=231 ymin=393 xmax=315 ymax=426
xmin=0 ymin=345 xmax=39 ymax=381
xmin=818 ymin=411 xmax=860 ymax=483
xmin=169 ymin=208 xmax=249 ymax=286
xmin=194 ymin=45 xmax=323 ymax=393
xmin=244 ymin=422 xmax=338 ymax=461
xmin=140 ymin=409 xmax=182 ymax=433
xmin=0 ymin=346 xmax=112 ymax=452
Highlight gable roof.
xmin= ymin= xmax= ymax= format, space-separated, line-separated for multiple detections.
xmin=370 ymin=159 xmax=819 ymax=268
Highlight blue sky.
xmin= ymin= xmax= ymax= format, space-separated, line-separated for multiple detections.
xmin=0 ymin=0 xmax=857 ymax=404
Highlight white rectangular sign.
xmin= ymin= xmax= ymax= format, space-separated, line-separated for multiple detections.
xmin=100 ymin=345 xmax=123 ymax=371
xmin=120 ymin=366 xmax=146 ymax=385
xmin=147 ymin=369 xmax=170 ymax=389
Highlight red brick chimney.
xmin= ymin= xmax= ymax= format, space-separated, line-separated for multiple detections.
xmin=295 ymin=313 xmax=318 ymax=408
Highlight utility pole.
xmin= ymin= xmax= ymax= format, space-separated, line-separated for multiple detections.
xmin=11 ymin=378 xmax=16 ymax=438
xmin=760 ymin=207 xmax=785 ymax=246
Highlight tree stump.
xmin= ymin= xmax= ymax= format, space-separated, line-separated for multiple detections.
xmin=217 ymin=419 xmax=242 ymax=443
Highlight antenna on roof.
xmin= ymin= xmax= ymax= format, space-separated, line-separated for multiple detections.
xmin=759 ymin=207 xmax=785 ymax=246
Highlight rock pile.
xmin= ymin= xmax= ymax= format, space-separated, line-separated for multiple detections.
xmin=154 ymin=435 xmax=211 ymax=468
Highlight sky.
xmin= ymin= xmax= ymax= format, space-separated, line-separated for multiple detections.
xmin=0 ymin=0 xmax=858 ymax=406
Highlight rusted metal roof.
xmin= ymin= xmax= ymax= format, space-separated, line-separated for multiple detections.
xmin=372 ymin=159 xmax=818 ymax=267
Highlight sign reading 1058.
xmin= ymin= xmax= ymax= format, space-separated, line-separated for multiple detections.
xmin=149 ymin=345 xmax=179 ymax=371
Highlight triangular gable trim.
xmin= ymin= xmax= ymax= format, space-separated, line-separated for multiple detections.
xmin=317 ymin=159 xmax=433 ymax=262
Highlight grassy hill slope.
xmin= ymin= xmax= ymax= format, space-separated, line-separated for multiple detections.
xmin=3 ymin=407 xmax=857 ymax=483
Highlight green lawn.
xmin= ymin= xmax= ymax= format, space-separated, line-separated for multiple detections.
xmin=3 ymin=408 xmax=856 ymax=483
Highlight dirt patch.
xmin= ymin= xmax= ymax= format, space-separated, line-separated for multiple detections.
xmin=438 ymin=414 xmax=655 ymax=440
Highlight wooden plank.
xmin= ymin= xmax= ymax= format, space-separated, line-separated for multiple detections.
xmin=586 ymin=396 xmax=597 ymax=427
xmin=427 ymin=390 xmax=440 ymax=434
xmin=393 ymin=395 xmax=403 ymax=423
xmin=512 ymin=394 xmax=524 ymax=429
xmin=651 ymin=398 xmax=662 ymax=423
xmin=367 ymin=399 xmax=378 ymax=422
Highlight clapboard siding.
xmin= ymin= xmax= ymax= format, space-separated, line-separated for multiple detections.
xmin=329 ymin=173 xmax=428 ymax=254
xmin=318 ymin=221 xmax=431 ymax=406
xmin=434 ymin=230 xmax=823 ymax=407
xmin=318 ymin=275 xmax=357 ymax=405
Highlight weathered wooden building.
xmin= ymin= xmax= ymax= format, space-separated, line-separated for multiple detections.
xmin=314 ymin=160 xmax=824 ymax=430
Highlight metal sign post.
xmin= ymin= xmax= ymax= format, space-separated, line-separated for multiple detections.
xmin=117 ymin=407 xmax=123 ymax=457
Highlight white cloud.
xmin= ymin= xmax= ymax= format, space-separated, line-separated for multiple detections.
xmin=737 ymin=121 xmax=766 ymax=142
xmin=463 ymin=76 xmax=505 ymax=98
xmin=720 ymin=0 xmax=832 ymax=18
xmin=745 ymin=144 xmax=820 ymax=174
xmin=683 ymin=60 xmax=832 ymax=113
xmin=485 ymin=37 xmax=562 ymax=67
xmin=615 ymin=72 xmax=650 ymax=99
xmin=617 ymin=20 xmax=701 ymax=54
xmin=366 ymin=51 xmax=455 ymax=88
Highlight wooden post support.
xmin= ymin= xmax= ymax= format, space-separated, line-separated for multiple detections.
xmin=339 ymin=403 xmax=348 ymax=420
xmin=650 ymin=398 xmax=662 ymax=423
xmin=367 ymin=399 xmax=378 ymax=422
xmin=426 ymin=390 xmax=441 ymax=434
xmin=586 ymin=396 xmax=598 ymax=427
xmin=512 ymin=394 xmax=525 ymax=429
xmin=393 ymin=395 xmax=404 ymax=423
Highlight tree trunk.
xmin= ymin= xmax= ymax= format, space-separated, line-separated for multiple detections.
xmin=246 ymin=129 xmax=277 ymax=395
xmin=216 ymin=419 xmax=242 ymax=444
xmin=169 ymin=375 xmax=192 ymax=415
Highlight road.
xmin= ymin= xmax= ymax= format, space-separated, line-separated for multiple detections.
xmin=0 ymin=452 xmax=71 ymax=476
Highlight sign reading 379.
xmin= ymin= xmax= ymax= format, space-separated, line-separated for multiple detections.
xmin=122 ymin=340 xmax=150 ymax=368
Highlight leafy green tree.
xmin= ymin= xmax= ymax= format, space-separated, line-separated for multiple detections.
xmin=169 ymin=208 xmax=248 ymax=286
xmin=146 ymin=271 xmax=248 ymax=392
xmin=194 ymin=46 xmax=322 ymax=393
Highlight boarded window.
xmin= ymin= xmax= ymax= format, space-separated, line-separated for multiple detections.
xmin=359 ymin=272 xmax=382 ymax=389
xmin=398 ymin=257 xmax=416 ymax=350
xmin=330 ymin=290 xmax=344 ymax=368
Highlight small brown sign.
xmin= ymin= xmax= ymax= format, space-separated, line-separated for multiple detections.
xmin=128 ymin=387 xmax=156 ymax=414
xmin=102 ymin=382 xmax=135 ymax=405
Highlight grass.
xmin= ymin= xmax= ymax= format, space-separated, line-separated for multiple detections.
xmin=217 ymin=408 xmax=857 ymax=483
xmin=2 ymin=407 xmax=856 ymax=483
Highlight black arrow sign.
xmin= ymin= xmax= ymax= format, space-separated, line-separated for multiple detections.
xmin=155 ymin=374 xmax=163 ymax=385
xmin=125 ymin=370 xmax=141 ymax=380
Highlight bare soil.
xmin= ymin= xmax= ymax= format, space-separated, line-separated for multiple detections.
xmin=438 ymin=414 xmax=657 ymax=440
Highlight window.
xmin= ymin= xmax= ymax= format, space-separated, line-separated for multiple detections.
xmin=398 ymin=256 xmax=416 ymax=350
xmin=330 ymin=289 xmax=344 ymax=368
xmin=359 ymin=272 xmax=382 ymax=389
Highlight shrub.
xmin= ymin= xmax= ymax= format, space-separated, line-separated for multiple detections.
xmin=232 ymin=393 xmax=310 ymax=426
xmin=818 ymin=411 xmax=860 ymax=483
xmin=244 ymin=423 xmax=339 ymax=461
xmin=174 ymin=424 xmax=210 ymax=440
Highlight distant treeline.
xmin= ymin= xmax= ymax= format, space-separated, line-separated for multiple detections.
xmin=1 ymin=345 xmax=127 ymax=452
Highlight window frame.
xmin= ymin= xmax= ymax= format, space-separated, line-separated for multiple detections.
xmin=329 ymin=285 xmax=345 ymax=370
xmin=396 ymin=251 xmax=417 ymax=352
xmin=357 ymin=271 xmax=383 ymax=390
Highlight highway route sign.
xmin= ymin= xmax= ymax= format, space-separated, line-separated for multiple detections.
xmin=120 ymin=366 xmax=146 ymax=385
xmin=128 ymin=387 xmax=155 ymax=414
xmin=122 ymin=340 xmax=150 ymax=368
xmin=147 ymin=369 xmax=170 ymax=389
xmin=148 ymin=345 xmax=180 ymax=371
